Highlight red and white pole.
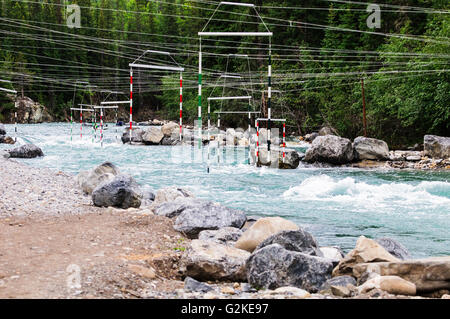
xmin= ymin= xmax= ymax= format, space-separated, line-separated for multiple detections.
xmin=100 ymin=108 xmax=104 ymax=148
xmin=129 ymin=68 xmax=133 ymax=144
xmin=80 ymin=109 xmax=83 ymax=139
xmin=283 ymin=122 xmax=286 ymax=163
xmin=180 ymin=73 xmax=183 ymax=141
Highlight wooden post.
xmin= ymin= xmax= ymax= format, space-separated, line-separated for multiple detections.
xmin=361 ymin=78 xmax=367 ymax=137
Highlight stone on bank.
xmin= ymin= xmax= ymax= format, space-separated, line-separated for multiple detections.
xmin=91 ymin=174 xmax=143 ymax=209
xmin=8 ymin=143 xmax=44 ymax=158
xmin=246 ymin=244 xmax=333 ymax=292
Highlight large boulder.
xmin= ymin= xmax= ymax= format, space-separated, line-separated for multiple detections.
xmin=142 ymin=127 xmax=164 ymax=145
xmin=182 ymin=240 xmax=250 ymax=282
xmin=353 ymin=257 xmax=450 ymax=293
xmin=91 ymin=174 xmax=143 ymax=209
xmin=8 ymin=143 xmax=44 ymax=158
xmin=173 ymin=202 xmax=246 ymax=239
xmin=320 ymin=275 xmax=356 ymax=292
xmin=375 ymin=237 xmax=410 ymax=260
xmin=75 ymin=162 xmax=120 ymax=195
xmin=161 ymin=136 xmax=181 ymax=146
xmin=184 ymin=276 xmax=214 ymax=293
xmin=353 ymin=136 xmax=389 ymax=160
xmin=0 ymin=135 xmax=15 ymax=144
xmin=279 ymin=148 xmax=301 ymax=169
xmin=152 ymin=186 xmax=195 ymax=206
xmin=161 ymin=122 xmax=179 ymax=137
xmin=121 ymin=127 xmax=144 ymax=144
xmin=0 ymin=124 xmax=6 ymax=135
xmin=424 ymin=135 xmax=450 ymax=159
xmin=154 ymin=196 xmax=200 ymax=218
xmin=332 ymin=236 xmax=400 ymax=277
xmin=17 ymin=97 xmax=53 ymax=123
xmin=357 ymin=275 xmax=416 ymax=296
xmin=234 ymin=217 xmax=299 ymax=252
xmin=246 ymin=244 xmax=333 ymax=292
xmin=304 ymin=135 xmax=354 ymax=164
xmin=198 ymin=227 xmax=243 ymax=246
xmin=255 ymin=229 xmax=323 ymax=257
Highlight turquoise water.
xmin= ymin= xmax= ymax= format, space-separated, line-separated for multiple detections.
xmin=3 ymin=123 xmax=450 ymax=258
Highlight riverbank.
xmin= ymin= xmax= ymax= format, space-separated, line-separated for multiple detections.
xmin=1 ymin=156 xmax=449 ymax=299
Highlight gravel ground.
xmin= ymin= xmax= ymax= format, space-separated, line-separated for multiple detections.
xmin=0 ymin=157 xmax=188 ymax=298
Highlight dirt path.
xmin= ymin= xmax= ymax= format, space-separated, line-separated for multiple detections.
xmin=0 ymin=158 xmax=189 ymax=299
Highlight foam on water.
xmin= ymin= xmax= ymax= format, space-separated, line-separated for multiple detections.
xmin=283 ymin=175 xmax=450 ymax=207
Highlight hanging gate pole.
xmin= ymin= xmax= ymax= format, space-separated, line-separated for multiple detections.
xmin=129 ymin=68 xmax=133 ymax=145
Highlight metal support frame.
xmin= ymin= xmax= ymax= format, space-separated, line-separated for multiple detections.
xmin=129 ymin=50 xmax=184 ymax=144
xmin=255 ymin=118 xmax=286 ymax=165
xmin=198 ymin=1 xmax=272 ymax=157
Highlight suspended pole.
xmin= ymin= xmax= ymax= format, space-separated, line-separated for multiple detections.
xmin=180 ymin=73 xmax=183 ymax=141
xmin=101 ymin=100 xmax=128 ymax=144
xmin=198 ymin=1 xmax=272 ymax=170
xmin=130 ymin=67 xmax=133 ymax=144
xmin=129 ymin=50 xmax=184 ymax=145
xmin=256 ymin=118 xmax=286 ymax=167
xmin=70 ymin=107 xmax=95 ymax=140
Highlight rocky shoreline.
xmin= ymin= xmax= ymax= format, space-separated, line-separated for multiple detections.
xmin=1 ymin=155 xmax=448 ymax=299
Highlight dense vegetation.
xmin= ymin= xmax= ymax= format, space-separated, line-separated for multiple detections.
xmin=0 ymin=0 xmax=448 ymax=147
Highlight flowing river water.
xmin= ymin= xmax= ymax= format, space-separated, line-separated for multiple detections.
xmin=3 ymin=123 xmax=450 ymax=258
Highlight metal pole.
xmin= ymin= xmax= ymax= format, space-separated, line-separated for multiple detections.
xmin=198 ymin=38 xmax=202 ymax=149
xmin=180 ymin=73 xmax=183 ymax=141
xmin=100 ymin=108 xmax=104 ymax=147
xmin=283 ymin=123 xmax=286 ymax=163
xmin=256 ymin=120 xmax=260 ymax=166
xmin=130 ymin=68 xmax=133 ymax=144
xmin=361 ymin=78 xmax=367 ymax=137
xmin=14 ymin=96 xmax=17 ymax=143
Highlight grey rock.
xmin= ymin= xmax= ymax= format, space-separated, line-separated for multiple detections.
xmin=246 ymin=244 xmax=333 ymax=292
xmin=121 ymin=127 xmax=144 ymax=143
xmin=375 ymin=237 xmax=410 ymax=260
xmin=424 ymin=135 xmax=450 ymax=159
xmin=304 ymin=135 xmax=354 ymax=165
xmin=174 ymin=202 xmax=247 ymax=239
xmin=353 ymin=136 xmax=389 ymax=160
xmin=304 ymin=132 xmax=319 ymax=142
xmin=142 ymin=127 xmax=164 ymax=145
xmin=198 ymin=227 xmax=243 ymax=245
xmin=153 ymin=186 xmax=195 ymax=206
xmin=154 ymin=197 xmax=202 ymax=218
xmin=357 ymin=271 xmax=380 ymax=286
xmin=8 ymin=143 xmax=44 ymax=158
xmin=184 ymin=276 xmax=214 ymax=293
xmin=161 ymin=136 xmax=181 ymax=146
xmin=76 ymin=162 xmax=120 ymax=195
xmin=92 ymin=174 xmax=143 ymax=209
xmin=320 ymin=275 xmax=356 ymax=291
xmin=161 ymin=122 xmax=179 ymax=137
xmin=256 ymin=229 xmax=323 ymax=257
xmin=182 ymin=240 xmax=250 ymax=282
xmin=279 ymin=149 xmax=301 ymax=169
xmin=0 ymin=124 xmax=6 ymax=135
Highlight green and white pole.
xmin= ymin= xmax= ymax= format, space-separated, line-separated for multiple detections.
xmin=198 ymin=38 xmax=203 ymax=150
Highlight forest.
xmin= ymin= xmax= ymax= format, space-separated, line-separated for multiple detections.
xmin=0 ymin=0 xmax=449 ymax=147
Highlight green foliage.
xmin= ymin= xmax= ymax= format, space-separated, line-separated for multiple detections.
xmin=0 ymin=0 xmax=448 ymax=146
